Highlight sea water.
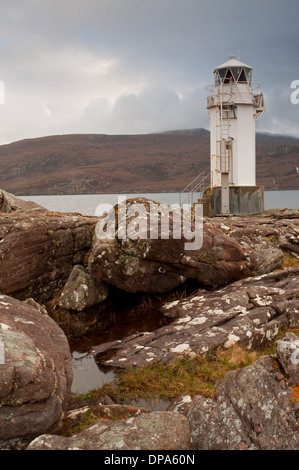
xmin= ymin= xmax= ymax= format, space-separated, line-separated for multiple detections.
xmin=20 ymin=190 xmax=299 ymax=216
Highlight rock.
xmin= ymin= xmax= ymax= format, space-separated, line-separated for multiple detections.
xmin=279 ymin=230 xmax=299 ymax=258
xmin=54 ymin=265 xmax=108 ymax=311
xmin=187 ymin=334 xmax=299 ymax=450
xmin=94 ymin=267 xmax=299 ymax=368
xmin=92 ymin=403 xmax=152 ymax=420
xmin=63 ymin=396 xmax=169 ymax=435
xmin=0 ymin=189 xmax=44 ymax=213
xmin=240 ymin=235 xmax=284 ymax=275
xmin=205 ymin=210 xmax=299 ymax=274
xmin=0 ymin=211 xmax=97 ymax=302
xmin=67 ymin=394 xmax=115 ymax=410
xmin=275 ymin=332 xmax=299 ymax=385
xmin=0 ymin=295 xmax=73 ymax=449
xmin=89 ymin=197 xmax=252 ymax=294
xmin=63 ymin=402 xmax=152 ymax=435
xmin=167 ymin=395 xmax=192 ymax=416
xmin=27 ymin=411 xmax=191 ymax=450
xmin=24 ymin=298 xmax=48 ymax=315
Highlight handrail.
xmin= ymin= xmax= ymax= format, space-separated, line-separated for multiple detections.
xmin=180 ymin=172 xmax=211 ymax=206
xmin=206 ymin=82 xmax=263 ymax=108
xmin=180 ymin=171 xmax=205 ymax=194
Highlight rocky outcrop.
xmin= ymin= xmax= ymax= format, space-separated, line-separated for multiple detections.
xmin=188 ymin=332 xmax=299 ymax=450
xmin=89 ymin=198 xmax=252 ymax=294
xmin=27 ymin=411 xmax=191 ymax=450
xmin=93 ymin=267 xmax=299 ymax=368
xmin=89 ymin=206 xmax=299 ymax=297
xmin=54 ymin=265 xmax=108 ymax=311
xmin=1 ymin=194 xmax=298 ymax=450
xmin=25 ymin=333 xmax=299 ymax=451
xmin=0 ymin=295 xmax=73 ymax=449
xmin=0 ymin=189 xmax=44 ymax=213
xmin=0 ymin=211 xmax=97 ymax=301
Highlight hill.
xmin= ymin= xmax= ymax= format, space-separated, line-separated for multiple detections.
xmin=0 ymin=129 xmax=298 ymax=195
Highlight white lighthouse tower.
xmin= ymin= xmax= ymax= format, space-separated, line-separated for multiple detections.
xmin=206 ymin=55 xmax=265 ymax=215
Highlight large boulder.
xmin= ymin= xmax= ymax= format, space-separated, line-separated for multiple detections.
xmin=187 ymin=332 xmax=299 ymax=450
xmin=0 ymin=295 xmax=73 ymax=449
xmin=89 ymin=198 xmax=252 ymax=294
xmin=27 ymin=411 xmax=191 ymax=450
xmin=0 ymin=210 xmax=97 ymax=301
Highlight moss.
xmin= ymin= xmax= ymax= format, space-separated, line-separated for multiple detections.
xmin=60 ymin=407 xmax=98 ymax=437
xmin=281 ymin=249 xmax=299 ymax=268
xmin=117 ymin=253 xmax=140 ymax=276
xmin=122 ymin=239 xmax=151 ymax=258
xmin=265 ymin=235 xmax=279 ymax=243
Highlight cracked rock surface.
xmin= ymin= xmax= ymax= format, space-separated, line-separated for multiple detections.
xmin=95 ymin=267 xmax=299 ymax=368
xmin=27 ymin=411 xmax=191 ymax=450
xmin=0 ymin=211 xmax=96 ymax=301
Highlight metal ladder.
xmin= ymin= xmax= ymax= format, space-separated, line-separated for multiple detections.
xmin=217 ymin=83 xmax=232 ymax=165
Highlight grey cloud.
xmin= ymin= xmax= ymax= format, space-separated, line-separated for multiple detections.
xmin=81 ymin=86 xmax=208 ymax=135
xmin=0 ymin=0 xmax=298 ymax=143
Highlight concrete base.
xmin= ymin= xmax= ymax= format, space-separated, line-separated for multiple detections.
xmin=203 ymin=186 xmax=264 ymax=217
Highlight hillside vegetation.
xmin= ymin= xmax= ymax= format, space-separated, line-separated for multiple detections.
xmin=0 ymin=129 xmax=298 ymax=195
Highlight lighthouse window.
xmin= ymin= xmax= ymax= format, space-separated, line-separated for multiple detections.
xmin=237 ymin=68 xmax=247 ymax=83
xmin=245 ymin=69 xmax=252 ymax=85
xmin=230 ymin=68 xmax=239 ymax=81
xmin=223 ymin=68 xmax=234 ymax=84
xmin=214 ymin=71 xmax=221 ymax=86
xmin=218 ymin=68 xmax=227 ymax=81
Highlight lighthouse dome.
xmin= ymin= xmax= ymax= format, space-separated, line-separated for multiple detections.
xmin=214 ymin=55 xmax=252 ymax=85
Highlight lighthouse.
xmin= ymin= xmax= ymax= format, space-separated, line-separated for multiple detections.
xmin=206 ymin=55 xmax=265 ymax=215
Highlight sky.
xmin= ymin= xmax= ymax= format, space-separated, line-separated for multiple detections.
xmin=0 ymin=0 xmax=298 ymax=145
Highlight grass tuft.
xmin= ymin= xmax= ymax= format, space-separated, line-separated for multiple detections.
xmin=95 ymin=327 xmax=299 ymax=403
